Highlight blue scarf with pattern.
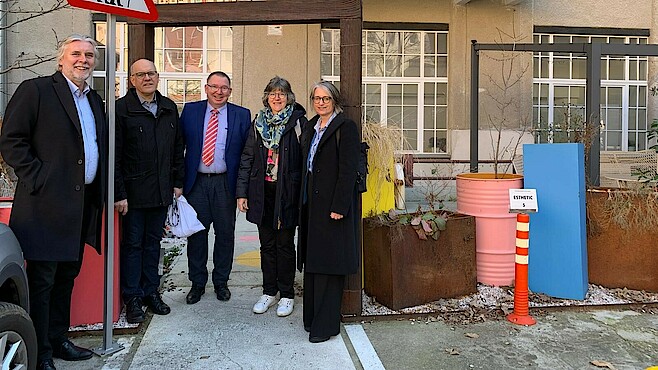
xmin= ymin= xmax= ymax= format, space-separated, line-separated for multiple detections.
xmin=254 ymin=104 xmax=294 ymax=150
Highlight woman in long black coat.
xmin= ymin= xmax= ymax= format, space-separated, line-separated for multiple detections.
xmin=236 ymin=76 xmax=307 ymax=317
xmin=298 ymin=81 xmax=360 ymax=343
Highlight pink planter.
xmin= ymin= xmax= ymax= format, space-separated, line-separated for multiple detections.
xmin=456 ymin=173 xmax=524 ymax=286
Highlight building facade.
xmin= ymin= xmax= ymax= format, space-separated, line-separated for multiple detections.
xmin=4 ymin=0 xmax=658 ymax=165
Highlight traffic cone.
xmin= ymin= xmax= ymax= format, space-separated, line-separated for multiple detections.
xmin=507 ymin=213 xmax=536 ymax=326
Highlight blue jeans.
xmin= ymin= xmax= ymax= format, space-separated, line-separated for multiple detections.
xmin=186 ymin=173 xmax=236 ymax=287
xmin=120 ymin=206 xmax=168 ymax=300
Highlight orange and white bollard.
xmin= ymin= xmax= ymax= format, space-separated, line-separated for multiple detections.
xmin=507 ymin=213 xmax=536 ymax=326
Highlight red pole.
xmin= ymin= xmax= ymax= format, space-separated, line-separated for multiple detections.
xmin=507 ymin=213 xmax=536 ymax=326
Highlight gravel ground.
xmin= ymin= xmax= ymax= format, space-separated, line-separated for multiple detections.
xmin=362 ymin=284 xmax=658 ymax=325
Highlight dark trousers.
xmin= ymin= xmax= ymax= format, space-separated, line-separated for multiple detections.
xmin=186 ymin=173 xmax=236 ymax=287
xmin=120 ymin=206 xmax=168 ymax=300
xmin=259 ymin=181 xmax=296 ymax=298
xmin=28 ymin=185 xmax=95 ymax=362
xmin=303 ymin=272 xmax=345 ymax=338
xmin=27 ymin=253 xmax=83 ymax=362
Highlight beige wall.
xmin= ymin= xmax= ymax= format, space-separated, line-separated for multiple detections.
xmin=4 ymin=1 xmax=92 ymax=97
xmin=238 ymin=24 xmax=321 ymax=118
xmin=532 ymin=0 xmax=653 ymax=28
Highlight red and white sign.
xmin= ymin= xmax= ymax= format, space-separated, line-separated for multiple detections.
xmin=67 ymin=0 xmax=158 ymax=21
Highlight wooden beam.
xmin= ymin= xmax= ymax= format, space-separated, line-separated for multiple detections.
xmin=127 ymin=24 xmax=155 ymax=88
xmin=127 ymin=24 xmax=154 ymax=66
xmin=503 ymin=0 xmax=524 ymax=5
xmin=339 ymin=16 xmax=363 ymax=317
xmin=135 ymin=0 xmax=360 ymax=26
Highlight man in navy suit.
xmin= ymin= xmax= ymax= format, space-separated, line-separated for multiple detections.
xmin=180 ymin=71 xmax=251 ymax=304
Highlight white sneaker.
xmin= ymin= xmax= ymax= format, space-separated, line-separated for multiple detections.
xmin=253 ymin=295 xmax=277 ymax=314
xmin=276 ymin=298 xmax=294 ymax=317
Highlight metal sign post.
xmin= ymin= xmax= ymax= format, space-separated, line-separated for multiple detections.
xmin=94 ymin=12 xmax=123 ymax=356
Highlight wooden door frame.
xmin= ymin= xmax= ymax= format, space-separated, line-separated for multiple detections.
xmin=127 ymin=0 xmax=363 ymax=317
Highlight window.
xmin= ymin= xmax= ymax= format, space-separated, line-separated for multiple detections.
xmin=321 ymin=28 xmax=448 ymax=154
xmin=533 ymin=33 xmax=649 ymax=151
xmin=93 ymin=23 xmax=233 ymax=111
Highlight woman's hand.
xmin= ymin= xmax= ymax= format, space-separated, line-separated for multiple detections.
xmin=237 ymin=198 xmax=249 ymax=213
xmin=330 ymin=212 xmax=343 ymax=220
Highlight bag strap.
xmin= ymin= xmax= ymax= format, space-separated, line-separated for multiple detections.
xmin=167 ymin=197 xmax=180 ymax=227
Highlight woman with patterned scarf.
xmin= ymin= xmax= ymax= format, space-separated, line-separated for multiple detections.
xmin=236 ymin=76 xmax=307 ymax=317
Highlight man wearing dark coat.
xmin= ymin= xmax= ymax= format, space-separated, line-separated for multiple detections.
xmin=0 ymin=34 xmax=108 ymax=370
xmin=114 ymin=58 xmax=184 ymax=324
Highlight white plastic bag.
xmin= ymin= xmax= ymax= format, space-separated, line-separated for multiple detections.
xmin=166 ymin=195 xmax=205 ymax=237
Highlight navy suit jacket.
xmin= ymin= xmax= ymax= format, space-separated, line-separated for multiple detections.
xmin=180 ymin=100 xmax=251 ymax=198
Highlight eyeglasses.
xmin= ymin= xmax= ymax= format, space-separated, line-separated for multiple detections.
xmin=207 ymin=84 xmax=231 ymax=93
xmin=312 ymin=96 xmax=332 ymax=104
xmin=268 ymin=92 xmax=286 ymax=99
xmin=132 ymin=71 xmax=158 ymax=79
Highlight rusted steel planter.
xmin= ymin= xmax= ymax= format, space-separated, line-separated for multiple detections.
xmin=587 ymin=188 xmax=658 ymax=292
xmin=363 ymin=213 xmax=477 ymax=310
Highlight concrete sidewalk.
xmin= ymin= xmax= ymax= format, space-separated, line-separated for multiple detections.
xmin=58 ymin=212 xmax=658 ymax=369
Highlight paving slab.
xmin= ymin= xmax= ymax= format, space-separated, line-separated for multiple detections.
xmin=363 ymin=309 xmax=658 ymax=370
xmin=129 ymin=288 xmax=355 ymax=370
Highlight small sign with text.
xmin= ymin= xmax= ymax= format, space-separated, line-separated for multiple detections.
xmin=509 ymin=189 xmax=538 ymax=213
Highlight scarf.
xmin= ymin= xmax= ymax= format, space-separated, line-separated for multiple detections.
xmin=254 ymin=104 xmax=294 ymax=150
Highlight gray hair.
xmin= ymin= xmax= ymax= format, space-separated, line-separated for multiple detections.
xmin=56 ymin=34 xmax=99 ymax=70
xmin=309 ymin=80 xmax=343 ymax=114
xmin=262 ymin=76 xmax=296 ymax=107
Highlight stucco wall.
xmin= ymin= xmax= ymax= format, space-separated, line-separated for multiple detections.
xmin=239 ymin=24 xmax=320 ymax=117
xmin=4 ymin=1 xmax=92 ymax=97
xmin=532 ymin=0 xmax=653 ymax=29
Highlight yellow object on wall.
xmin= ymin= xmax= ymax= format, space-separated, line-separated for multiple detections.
xmin=362 ymin=166 xmax=395 ymax=217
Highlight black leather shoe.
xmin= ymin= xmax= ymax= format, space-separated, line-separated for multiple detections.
xmin=186 ymin=285 xmax=205 ymax=304
xmin=52 ymin=340 xmax=93 ymax=361
xmin=38 ymin=359 xmax=56 ymax=370
xmin=125 ymin=297 xmax=145 ymax=323
xmin=309 ymin=335 xmax=331 ymax=343
xmin=144 ymin=292 xmax=171 ymax=315
xmin=214 ymin=283 xmax=231 ymax=301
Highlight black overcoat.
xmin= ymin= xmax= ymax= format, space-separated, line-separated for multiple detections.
xmin=297 ymin=112 xmax=360 ymax=275
xmin=236 ymin=103 xmax=307 ymax=229
xmin=0 ymin=71 xmax=107 ymax=261
xmin=115 ymin=88 xmax=185 ymax=208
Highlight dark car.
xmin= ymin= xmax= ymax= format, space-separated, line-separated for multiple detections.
xmin=0 ymin=222 xmax=37 ymax=369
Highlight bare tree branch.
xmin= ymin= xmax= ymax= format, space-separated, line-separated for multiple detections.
xmin=0 ymin=0 xmax=69 ymax=31
xmin=1 ymin=1 xmax=65 ymax=76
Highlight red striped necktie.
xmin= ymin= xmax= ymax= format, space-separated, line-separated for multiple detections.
xmin=201 ymin=109 xmax=219 ymax=166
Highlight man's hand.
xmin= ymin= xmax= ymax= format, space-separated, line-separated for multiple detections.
xmin=115 ymin=199 xmax=128 ymax=215
xmin=174 ymin=187 xmax=183 ymax=198
xmin=237 ymin=198 xmax=248 ymax=213
xmin=330 ymin=212 xmax=343 ymax=220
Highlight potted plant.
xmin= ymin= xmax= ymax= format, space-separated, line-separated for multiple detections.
xmin=585 ymin=118 xmax=658 ymax=293
xmin=456 ymin=27 xmax=531 ymax=286
xmin=361 ymin=120 xmax=477 ymax=310
xmin=363 ymin=206 xmax=477 ymax=310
